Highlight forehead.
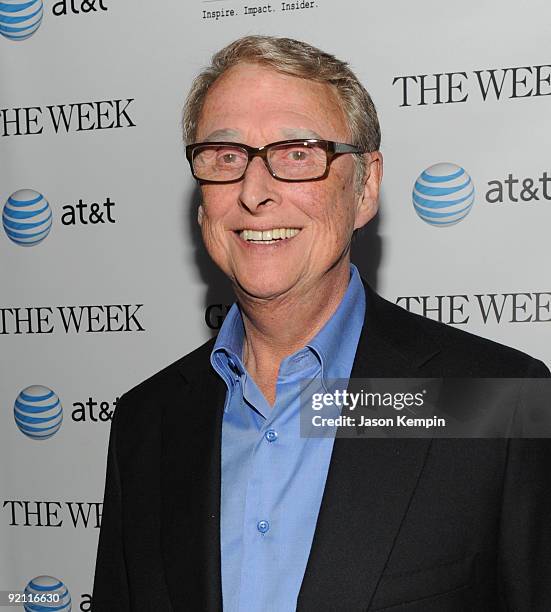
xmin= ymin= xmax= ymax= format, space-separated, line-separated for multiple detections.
xmin=196 ymin=63 xmax=349 ymax=141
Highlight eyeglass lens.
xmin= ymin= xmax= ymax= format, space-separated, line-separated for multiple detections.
xmin=192 ymin=142 xmax=328 ymax=181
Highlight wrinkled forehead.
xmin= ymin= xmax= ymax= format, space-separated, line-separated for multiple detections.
xmin=196 ymin=63 xmax=349 ymax=142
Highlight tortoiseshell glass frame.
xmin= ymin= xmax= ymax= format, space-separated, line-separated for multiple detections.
xmin=185 ymin=139 xmax=366 ymax=183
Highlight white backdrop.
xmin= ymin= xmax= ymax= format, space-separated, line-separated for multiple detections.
xmin=1 ymin=0 xmax=550 ymax=608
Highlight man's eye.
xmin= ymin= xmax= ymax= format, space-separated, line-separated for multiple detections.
xmin=289 ymin=149 xmax=309 ymax=161
xmin=220 ymin=153 xmax=238 ymax=164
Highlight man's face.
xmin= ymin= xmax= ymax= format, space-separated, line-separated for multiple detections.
xmin=195 ymin=62 xmax=381 ymax=301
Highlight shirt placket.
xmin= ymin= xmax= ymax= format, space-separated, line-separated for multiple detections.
xmin=236 ymin=353 xmax=320 ymax=611
xmin=237 ymin=392 xmax=279 ymax=610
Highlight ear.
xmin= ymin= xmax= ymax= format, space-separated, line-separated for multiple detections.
xmin=197 ymin=203 xmax=204 ymax=227
xmin=354 ymin=151 xmax=383 ymax=231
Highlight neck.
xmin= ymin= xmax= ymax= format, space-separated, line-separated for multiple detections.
xmin=236 ymin=259 xmax=352 ymax=386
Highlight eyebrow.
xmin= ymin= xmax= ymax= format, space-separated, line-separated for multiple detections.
xmin=201 ymin=128 xmax=241 ymax=142
xmin=281 ymin=128 xmax=323 ymax=140
xmin=201 ymin=127 xmax=324 ymax=143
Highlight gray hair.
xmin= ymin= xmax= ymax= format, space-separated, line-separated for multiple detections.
xmin=182 ymin=35 xmax=381 ymax=189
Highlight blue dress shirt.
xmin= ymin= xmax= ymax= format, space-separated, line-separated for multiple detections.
xmin=211 ymin=264 xmax=366 ymax=612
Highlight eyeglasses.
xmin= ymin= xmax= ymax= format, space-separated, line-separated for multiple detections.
xmin=185 ymin=139 xmax=367 ymax=183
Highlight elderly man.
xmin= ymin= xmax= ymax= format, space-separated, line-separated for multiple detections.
xmin=93 ymin=36 xmax=551 ymax=611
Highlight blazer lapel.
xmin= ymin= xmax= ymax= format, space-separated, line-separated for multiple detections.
xmin=298 ymin=281 xmax=436 ymax=611
xmin=161 ymin=359 xmax=225 ymax=612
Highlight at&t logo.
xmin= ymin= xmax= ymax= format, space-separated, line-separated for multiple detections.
xmin=1 ymin=0 xmax=110 ymax=41
xmin=14 ymin=385 xmax=63 ymax=440
xmin=2 ymin=189 xmax=52 ymax=245
xmin=412 ymin=163 xmax=475 ymax=226
xmin=24 ymin=575 xmax=71 ymax=611
xmin=0 ymin=0 xmax=43 ymax=41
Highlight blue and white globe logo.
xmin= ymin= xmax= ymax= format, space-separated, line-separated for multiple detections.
xmin=24 ymin=576 xmax=71 ymax=612
xmin=0 ymin=0 xmax=44 ymax=41
xmin=14 ymin=385 xmax=63 ymax=440
xmin=2 ymin=189 xmax=52 ymax=246
xmin=412 ymin=163 xmax=475 ymax=226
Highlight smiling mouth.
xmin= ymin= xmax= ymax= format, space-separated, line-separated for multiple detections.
xmin=236 ymin=228 xmax=301 ymax=244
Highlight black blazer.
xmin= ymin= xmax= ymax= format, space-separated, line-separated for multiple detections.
xmin=92 ymin=281 xmax=551 ymax=611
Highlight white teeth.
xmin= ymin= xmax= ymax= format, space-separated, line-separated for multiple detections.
xmin=239 ymin=228 xmax=300 ymax=242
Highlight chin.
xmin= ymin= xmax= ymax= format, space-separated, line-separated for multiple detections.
xmin=233 ymin=273 xmax=296 ymax=301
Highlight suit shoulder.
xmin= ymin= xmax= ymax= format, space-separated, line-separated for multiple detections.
xmin=116 ymin=336 xmax=217 ymax=417
xmin=107 ymin=337 xmax=218 ymax=459
xmin=370 ymin=288 xmax=549 ymax=377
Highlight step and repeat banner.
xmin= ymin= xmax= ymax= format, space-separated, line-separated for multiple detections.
xmin=1 ymin=0 xmax=550 ymax=608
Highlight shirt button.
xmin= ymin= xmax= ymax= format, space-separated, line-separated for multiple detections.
xmin=227 ymin=358 xmax=240 ymax=380
xmin=257 ymin=520 xmax=270 ymax=534
xmin=265 ymin=429 xmax=278 ymax=443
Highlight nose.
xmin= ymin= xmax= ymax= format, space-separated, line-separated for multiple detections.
xmin=238 ymin=155 xmax=278 ymax=213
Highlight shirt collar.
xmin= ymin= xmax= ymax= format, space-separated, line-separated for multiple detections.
xmin=210 ymin=263 xmax=366 ymax=389
xmin=210 ymin=301 xmax=246 ymax=388
xmin=306 ymin=263 xmax=366 ymax=387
